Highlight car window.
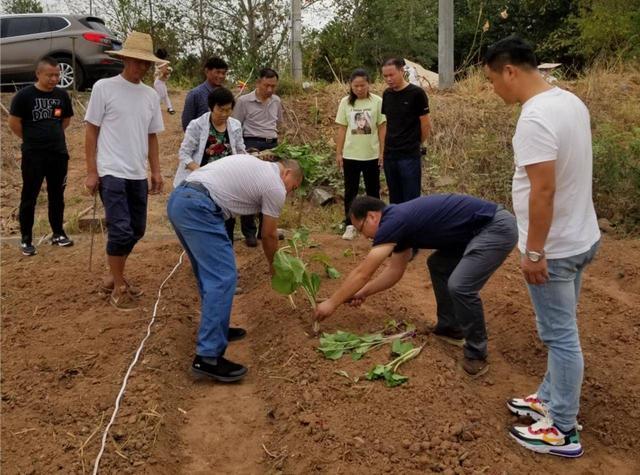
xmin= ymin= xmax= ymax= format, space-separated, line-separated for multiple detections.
xmin=0 ymin=18 xmax=10 ymax=38
xmin=2 ymin=17 xmax=48 ymax=38
xmin=48 ymin=17 xmax=69 ymax=32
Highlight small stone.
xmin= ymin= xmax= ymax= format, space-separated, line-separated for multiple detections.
xmin=402 ymin=439 xmax=411 ymax=449
xmin=461 ymin=431 xmax=475 ymax=442
xmin=409 ymin=442 xmax=421 ymax=453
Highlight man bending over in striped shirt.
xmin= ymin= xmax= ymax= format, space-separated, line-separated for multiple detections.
xmin=167 ymin=154 xmax=303 ymax=382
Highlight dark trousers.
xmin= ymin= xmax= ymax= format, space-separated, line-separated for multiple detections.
xmin=383 ymin=153 xmax=422 ymax=204
xmin=242 ymin=137 xmax=278 ymax=238
xmin=99 ymin=175 xmax=148 ymax=256
xmin=343 ymin=158 xmax=380 ymax=225
xmin=426 ymin=209 xmax=518 ymax=360
xmin=19 ymin=151 xmax=69 ymax=243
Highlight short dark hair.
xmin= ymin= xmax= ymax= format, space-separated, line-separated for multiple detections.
xmin=155 ymin=48 xmax=168 ymax=60
xmin=259 ymin=68 xmax=279 ymax=80
xmin=205 ymin=56 xmax=228 ymax=71
xmin=37 ymin=56 xmax=59 ymax=69
xmin=483 ymin=36 xmax=538 ymax=71
xmin=382 ymin=58 xmax=405 ymax=70
xmin=348 ymin=68 xmax=370 ymax=105
xmin=207 ymin=87 xmax=235 ymax=110
xmin=349 ymin=196 xmax=387 ymax=220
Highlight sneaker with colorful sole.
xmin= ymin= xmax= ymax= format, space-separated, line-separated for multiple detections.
xmin=507 ymin=393 xmax=548 ymax=421
xmin=509 ymin=416 xmax=583 ymax=458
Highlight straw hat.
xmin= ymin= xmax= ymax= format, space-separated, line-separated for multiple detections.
xmin=106 ymin=31 xmax=165 ymax=63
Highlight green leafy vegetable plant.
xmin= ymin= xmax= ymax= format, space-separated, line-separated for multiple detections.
xmin=365 ymin=340 xmax=423 ymax=387
xmin=318 ymin=327 xmax=416 ymax=361
xmin=271 ymin=228 xmax=322 ymax=332
xmin=311 ymin=253 xmax=341 ymax=279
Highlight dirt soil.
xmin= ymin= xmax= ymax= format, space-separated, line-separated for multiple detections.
xmin=2 ymin=89 xmax=640 ymax=474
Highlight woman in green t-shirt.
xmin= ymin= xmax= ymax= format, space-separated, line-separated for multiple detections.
xmin=335 ymin=69 xmax=387 ymax=240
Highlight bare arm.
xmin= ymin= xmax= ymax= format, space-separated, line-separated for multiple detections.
xmin=377 ymin=122 xmax=386 ymax=166
xmin=335 ymin=125 xmax=347 ymax=171
xmin=8 ymin=115 xmax=22 ymax=139
xmin=522 ymin=161 xmax=556 ymax=284
xmin=62 ymin=117 xmax=71 ymax=131
xmin=354 ymin=248 xmax=410 ymax=299
xmin=85 ymin=122 xmax=100 ymax=194
xmin=261 ymin=215 xmax=280 ymax=273
xmin=315 ymin=243 xmax=395 ymax=320
xmin=148 ymin=133 xmax=163 ymax=194
xmin=420 ymin=114 xmax=432 ymax=143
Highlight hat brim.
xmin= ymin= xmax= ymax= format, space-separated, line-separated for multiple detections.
xmin=106 ymin=49 xmax=164 ymax=63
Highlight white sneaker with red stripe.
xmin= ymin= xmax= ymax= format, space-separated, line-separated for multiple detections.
xmin=509 ymin=416 xmax=583 ymax=458
xmin=507 ymin=393 xmax=547 ymax=421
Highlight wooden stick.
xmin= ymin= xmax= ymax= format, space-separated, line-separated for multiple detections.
xmin=89 ymin=193 xmax=98 ymax=271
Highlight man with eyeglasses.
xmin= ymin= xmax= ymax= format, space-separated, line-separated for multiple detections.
xmin=315 ymin=194 xmax=517 ymax=377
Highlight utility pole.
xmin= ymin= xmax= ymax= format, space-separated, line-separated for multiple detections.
xmin=438 ymin=0 xmax=454 ymax=89
xmin=291 ymin=0 xmax=303 ymax=81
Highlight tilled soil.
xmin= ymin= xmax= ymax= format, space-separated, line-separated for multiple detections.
xmin=1 ymin=234 xmax=639 ymax=474
xmin=2 ymin=90 xmax=640 ymax=474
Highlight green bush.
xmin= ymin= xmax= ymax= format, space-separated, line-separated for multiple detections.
xmin=592 ymin=125 xmax=640 ymax=233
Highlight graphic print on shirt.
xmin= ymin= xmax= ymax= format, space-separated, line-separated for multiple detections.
xmin=201 ymin=125 xmax=231 ymax=166
xmin=349 ymin=110 xmax=372 ymax=135
xmin=32 ymin=98 xmax=63 ymax=121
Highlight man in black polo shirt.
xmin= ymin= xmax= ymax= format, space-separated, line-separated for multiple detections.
xmin=8 ymin=56 xmax=74 ymax=256
xmin=314 ymin=195 xmax=518 ymax=377
xmin=381 ymin=58 xmax=431 ymax=204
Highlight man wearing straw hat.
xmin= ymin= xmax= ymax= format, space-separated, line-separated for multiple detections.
xmin=84 ymin=31 xmax=165 ymax=311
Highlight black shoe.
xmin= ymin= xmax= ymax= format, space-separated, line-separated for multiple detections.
xmin=228 ymin=327 xmax=247 ymax=342
xmin=20 ymin=241 xmax=37 ymax=256
xmin=192 ymin=355 xmax=247 ymax=382
xmin=51 ymin=234 xmax=74 ymax=247
xmin=245 ymin=235 xmax=258 ymax=247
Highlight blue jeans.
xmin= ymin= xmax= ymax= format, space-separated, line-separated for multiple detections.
xmin=383 ymin=152 xmax=421 ymax=204
xmin=167 ymin=184 xmax=237 ymax=357
xmin=527 ymin=240 xmax=600 ymax=431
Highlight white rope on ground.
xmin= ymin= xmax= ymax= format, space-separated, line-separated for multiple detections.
xmin=91 ymin=251 xmax=185 ymax=475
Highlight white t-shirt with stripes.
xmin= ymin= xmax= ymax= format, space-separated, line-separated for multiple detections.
xmin=185 ymin=154 xmax=286 ymax=219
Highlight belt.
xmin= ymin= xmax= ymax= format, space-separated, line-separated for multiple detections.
xmin=181 ymin=181 xmax=211 ymax=199
xmin=243 ymin=136 xmax=277 ymax=143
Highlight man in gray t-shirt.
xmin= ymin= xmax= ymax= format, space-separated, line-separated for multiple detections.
xmin=167 ymin=155 xmax=303 ymax=382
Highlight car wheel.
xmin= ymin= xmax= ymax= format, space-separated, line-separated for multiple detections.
xmin=56 ymin=58 xmax=84 ymax=90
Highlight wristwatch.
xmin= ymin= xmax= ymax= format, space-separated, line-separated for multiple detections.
xmin=525 ymin=249 xmax=545 ymax=262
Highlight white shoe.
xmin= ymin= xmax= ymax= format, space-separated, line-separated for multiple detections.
xmin=341 ymin=225 xmax=357 ymax=240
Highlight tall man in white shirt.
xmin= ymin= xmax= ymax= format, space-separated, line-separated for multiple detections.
xmin=484 ymin=36 xmax=600 ymax=458
xmin=85 ymin=32 xmax=165 ymax=310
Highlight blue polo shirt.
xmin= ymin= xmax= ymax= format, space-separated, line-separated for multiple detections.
xmin=372 ymin=195 xmax=498 ymax=252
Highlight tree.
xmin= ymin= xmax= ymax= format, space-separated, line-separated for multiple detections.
xmin=304 ymin=0 xmax=438 ymax=81
xmin=576 ymin=0 xmax=640 ymax=61
xmin=3 ymin=0 xmax=43 ymax=13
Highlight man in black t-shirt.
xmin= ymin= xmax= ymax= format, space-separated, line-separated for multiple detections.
xmin=8 ymin=57 xmax=74 ymax=256
xmin=314 ymin=195 xmax=518 ymax=377
xmin=381 ymin=58 xmax=431 ymax=204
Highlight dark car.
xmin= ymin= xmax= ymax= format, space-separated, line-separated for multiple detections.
xmin=0 ymin=13 xmax=123 ymax=90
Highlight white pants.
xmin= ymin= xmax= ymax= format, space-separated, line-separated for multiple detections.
xmin=154 ymin=79 xmax=173 ymax=110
